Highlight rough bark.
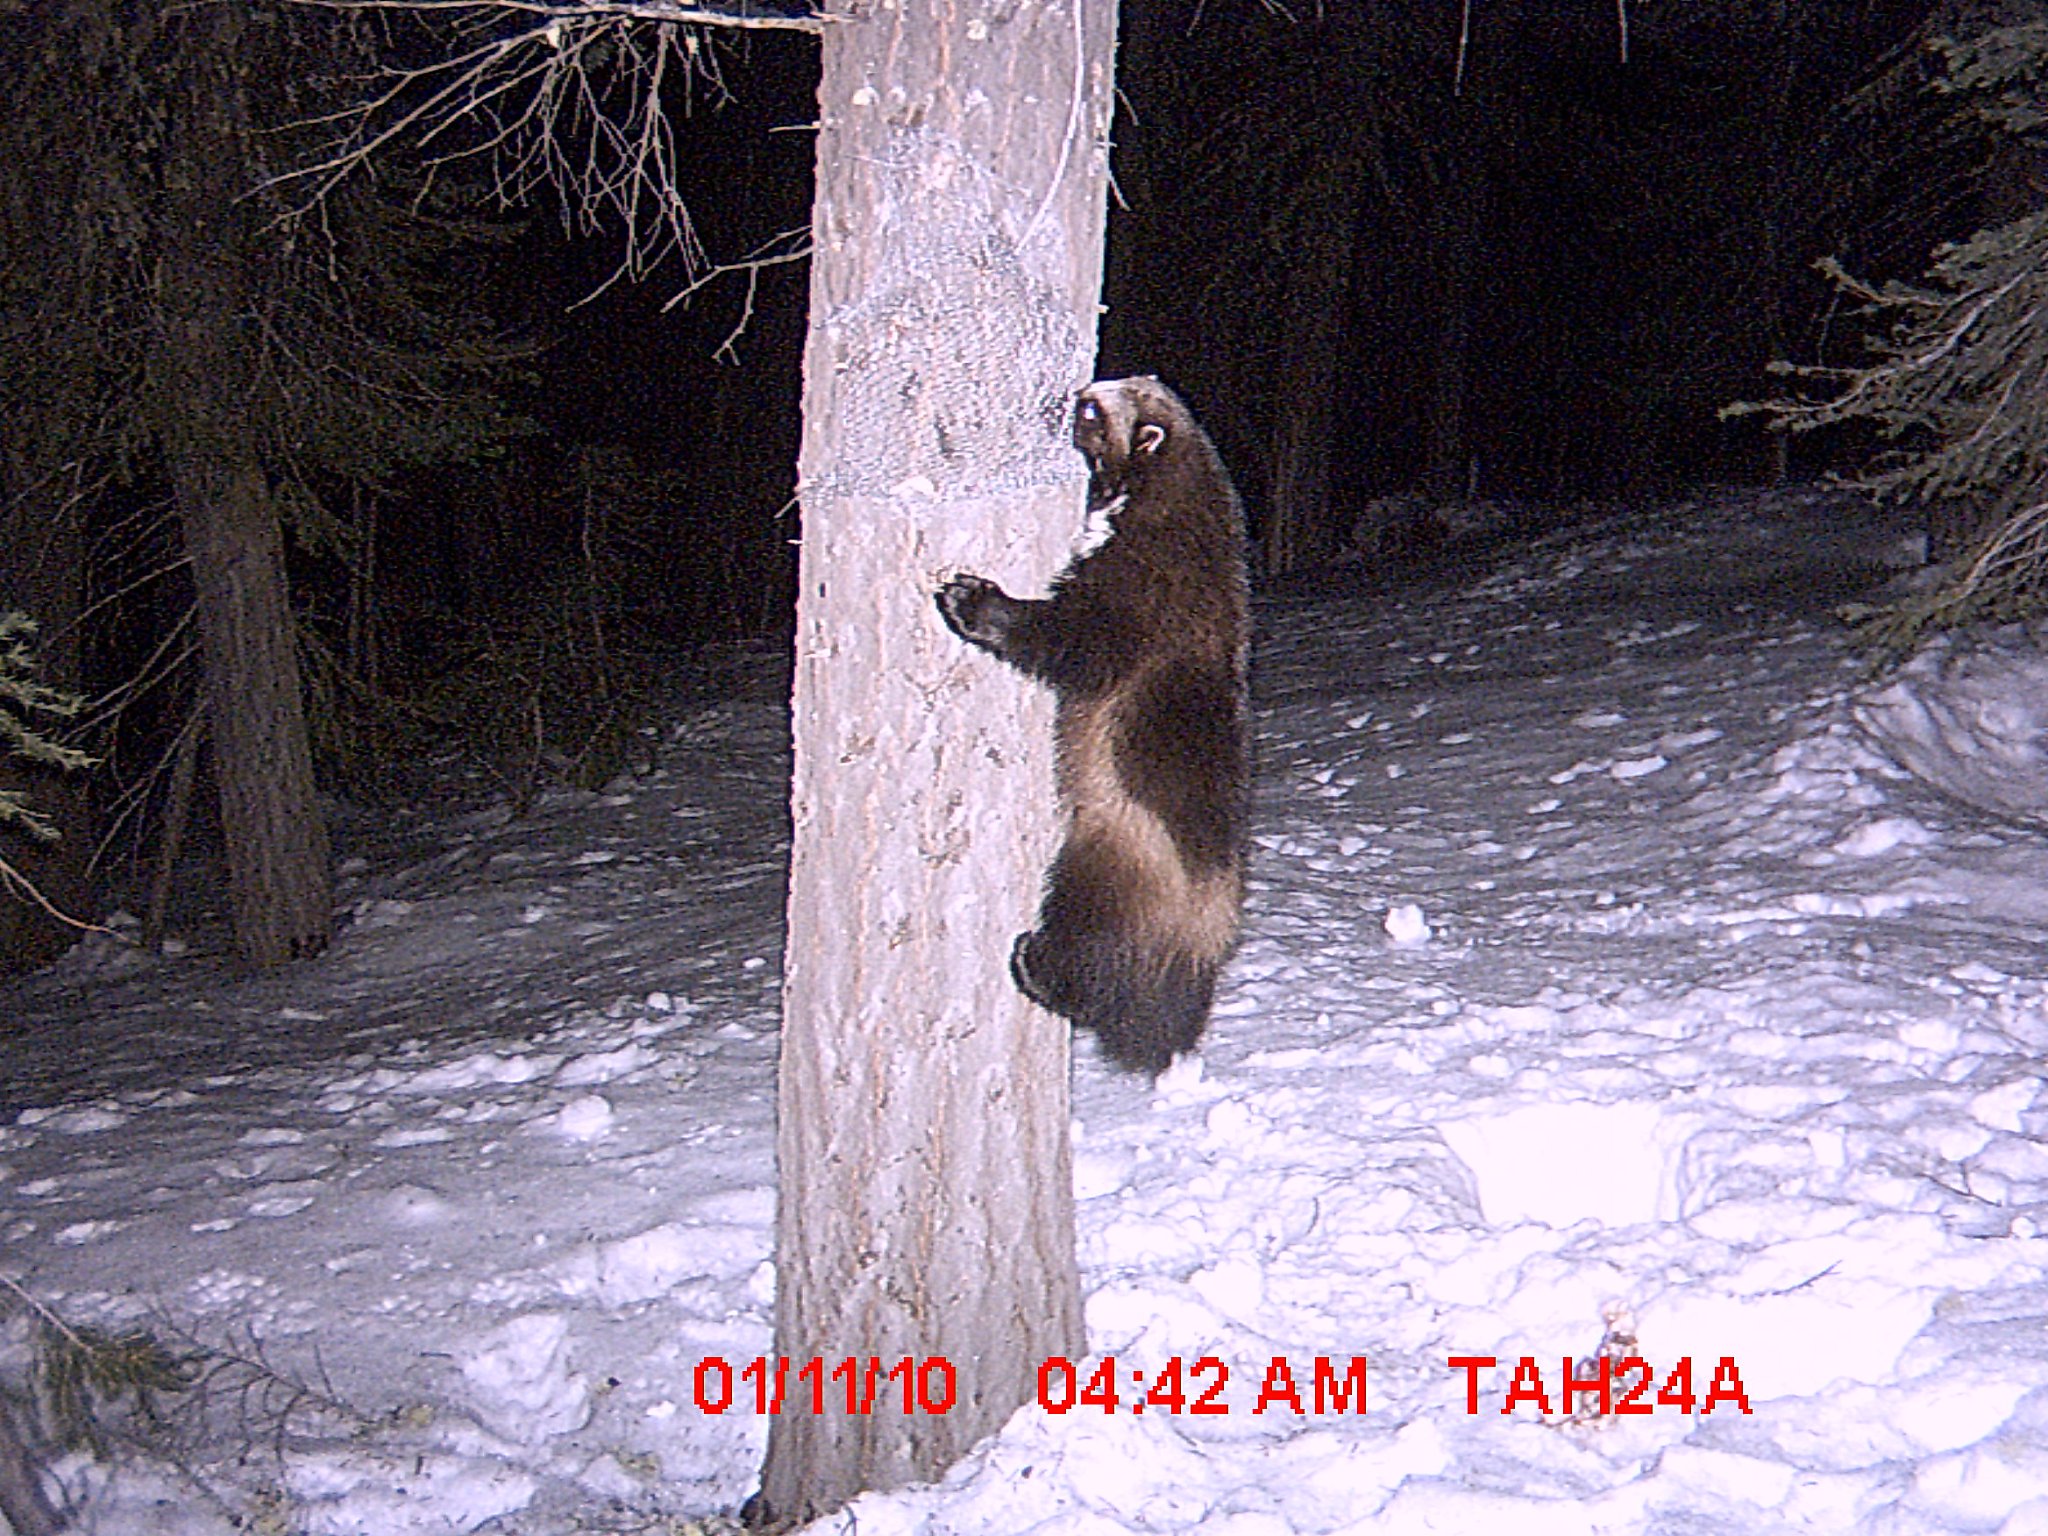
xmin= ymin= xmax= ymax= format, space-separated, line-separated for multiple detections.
xmin=755 ymin=0 xmax=1117 ymax=1524
xmin=170 ymin=453 xmax=332 ymax=965
xmin=1423 ymin=145 xmax=1488 ymax=499
xmin=1264 ymin=165 xmax=1366 ymax=576
xmin=159 ymin=6 xmax=332 ymax=966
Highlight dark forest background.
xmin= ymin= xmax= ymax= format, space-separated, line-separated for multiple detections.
xmin=0 ymin=0 xmax=2035 ymax=976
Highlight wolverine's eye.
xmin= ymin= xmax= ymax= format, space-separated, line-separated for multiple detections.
xmin=1078 ymin=399 xmax=1101 ymax=421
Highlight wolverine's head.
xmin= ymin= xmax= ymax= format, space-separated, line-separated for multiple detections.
xmin=1072 ymin=375 xmax=1186 ymax=476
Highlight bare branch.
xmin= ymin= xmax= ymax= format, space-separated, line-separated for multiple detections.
xmin=0 ymin=851 xmax=110 ymax=934
xmin=292 ymin=0 xmax=826 ymax=33
xmin=657 ymin=224 xmax=810 ymax=359
xmin=268 ymin=5 xmax=813 ymax=294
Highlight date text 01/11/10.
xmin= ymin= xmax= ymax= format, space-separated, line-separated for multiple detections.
xmin=692 ymin=1356 xmax=959 ymax=1417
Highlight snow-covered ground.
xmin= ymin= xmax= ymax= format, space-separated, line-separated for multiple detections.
xmin=6 ymin=485 xmax=2048 ymax=1535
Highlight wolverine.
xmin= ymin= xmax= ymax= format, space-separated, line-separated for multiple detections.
xmin=936 ymin=376 xmax=1251 ymax=1075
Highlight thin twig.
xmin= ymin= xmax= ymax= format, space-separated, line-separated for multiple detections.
xmin=1454 ymin=0 xmax=1471 ymax=97
xmin=0 ymin=1277 xmax=94 ymax=1356
xmin=267 ymin=12 xmax=746 ymax=298
xmin=0 ymin=852 xmax=110 ymax=936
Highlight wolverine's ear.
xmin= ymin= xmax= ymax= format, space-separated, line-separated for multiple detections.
xmin=1135 ymin=423 xmax=1167 ymax=456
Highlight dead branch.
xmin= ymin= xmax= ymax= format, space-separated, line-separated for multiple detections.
xmin=0 ymin=852 xmax=109 ymax=935
xmin=292 ymin=0 xmax=825 ymax=32
xmin=270 ymin=3 xmax=819 ymax=297
xmin=657 ymin=224 xmax=810 ymax=359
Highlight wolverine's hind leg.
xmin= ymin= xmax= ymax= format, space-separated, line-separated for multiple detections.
xmin=1010 ymin=834 xmax=1126 ymax=1019
xmin=1088 ymin=956 xmax=1213 ymax=1075
xmin=1015 ymin=927 xmax=1214 ymax=1075
xmin=1009 ymin=835 xmax=1216 ymax=1076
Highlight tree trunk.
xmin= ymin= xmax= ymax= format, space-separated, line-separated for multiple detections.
xmin=1423 ymin=146 xmax=1487 ymax=499
xmin=755 ymin=0 xmax=1117 ymax=1525
xmin=160 ymin=4 xmax=331 ymax=967
xmin=1265 ymin=163 xmax=1365 ymax=576
xmin=1762 ymin=0 xmax=1797 ymax=487
xmin=171 ymin=455 xmax=333 ymax=964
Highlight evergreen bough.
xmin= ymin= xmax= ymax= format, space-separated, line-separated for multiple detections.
xmin=0 ymin=613 xmax=93 ymax=841
xmin=1733 ymin=22 xmax=2048 ymax=651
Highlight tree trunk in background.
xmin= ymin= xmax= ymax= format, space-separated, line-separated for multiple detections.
xmin=1423 ymin=141 xmax=1488 ymax=499
xmin=171 ymin=455 xmax=332 ymax=964
xmin=1095 ymin=0 xmax=1174 ymax=374
xmin=756 ymin=0 xmax=1116 ymax=1524
xmin=1931 ymin=132 xmax=2048 ymax=560
xmin=1265 ymin=163 xmax=1366 ymax=576
xmin=1762 ymin=0 xmax=1798 ymax=486
xmin=160 ymin=5 xmax=331 ymax=966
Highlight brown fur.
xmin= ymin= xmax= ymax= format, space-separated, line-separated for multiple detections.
xmin=935 ymin=377 xmax=1251 ymax=1074
xmin=1063 ymin=696 xmax=1240 ymax=961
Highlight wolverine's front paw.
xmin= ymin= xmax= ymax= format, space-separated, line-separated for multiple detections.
xmin=935 ymin=573 xmax=1010 ymax=651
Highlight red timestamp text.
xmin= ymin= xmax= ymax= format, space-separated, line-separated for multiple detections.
xmin=692 ymin=1356 xmax=958 ymax=1416
xmin=690 ymin=1352 xmax=1371 ymax=1419
xmin=1448 ymin=1354 xmax=1754 ymax=1417
xmin=1038 ymin=1354 xmax=1368 ymax=1417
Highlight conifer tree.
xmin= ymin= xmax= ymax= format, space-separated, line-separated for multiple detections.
xmin=0 ymin=1 xmax=522 ymax=966
xmin=0 ymin=613 xmax=94 ymax=937
xmin=1747 ymin=14 xmax=2048 ymax=642
xmin=0 ymin=616 xmax=91 ymax=843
